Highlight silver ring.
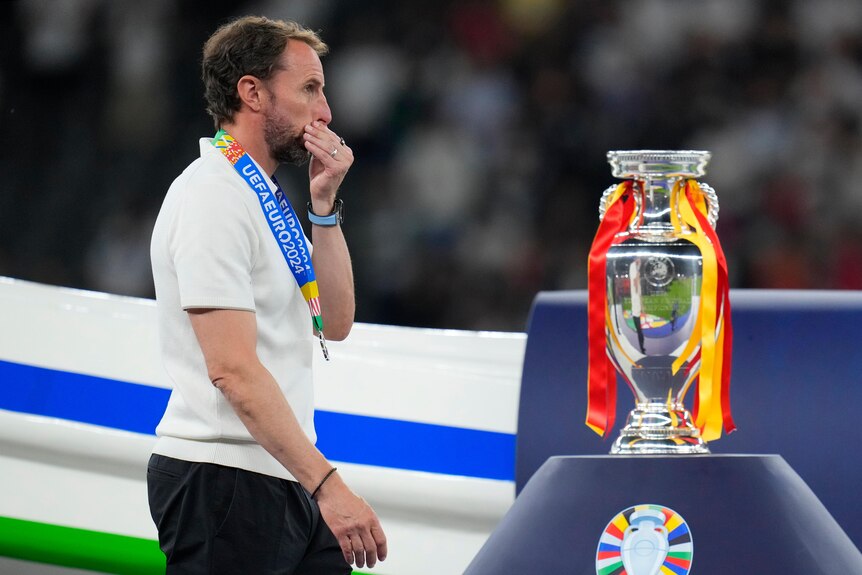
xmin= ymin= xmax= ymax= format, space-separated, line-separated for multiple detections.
xmin=339 ymin=137 xmax=346 ymax=146
xmin=330 ymin=148 xmax=338 ymax=158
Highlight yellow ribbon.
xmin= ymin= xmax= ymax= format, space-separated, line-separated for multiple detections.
xmin=669 ymin=179 xmax=725 ymax=441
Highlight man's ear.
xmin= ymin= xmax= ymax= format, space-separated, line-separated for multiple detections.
xmin=236 ymin=75 xmax=265 ymax=113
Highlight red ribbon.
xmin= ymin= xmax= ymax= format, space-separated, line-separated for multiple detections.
xmin=586 ymin=182 xmax=634 ymax=437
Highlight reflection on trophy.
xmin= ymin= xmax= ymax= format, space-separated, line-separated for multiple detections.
xmin=586 ymin=150 xmax=735 ymax=454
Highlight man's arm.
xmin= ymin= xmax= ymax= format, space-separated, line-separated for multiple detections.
xmin=188 ymin=308 xmax=386 ymax=568
xmin=304 ymin=121 xmax=355 ymax=341
xmin=310 ymin=221 xmax=354 ymax=341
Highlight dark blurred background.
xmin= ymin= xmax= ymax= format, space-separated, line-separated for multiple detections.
xmin=2 ymin=0 xmax=861 ymax=332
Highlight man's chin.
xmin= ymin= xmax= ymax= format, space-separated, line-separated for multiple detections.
xmin=274 ymin=150 xmax=310 ymax=167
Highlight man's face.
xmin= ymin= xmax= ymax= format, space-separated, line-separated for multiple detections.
xmin=261 ymin=41 xmax=332 ymax=167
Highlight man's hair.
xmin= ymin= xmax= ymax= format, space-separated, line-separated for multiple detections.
xmin=202 ymin=16 xmax=328 ymax=128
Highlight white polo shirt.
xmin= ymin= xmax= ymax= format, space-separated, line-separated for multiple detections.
xmin=149 ymin=138 xmax=315 ymax=481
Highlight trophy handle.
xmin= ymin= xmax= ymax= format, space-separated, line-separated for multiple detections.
xmin=598 ymin=185 xmax=617 ymax=221
xmin=598 ymin=185 xmax=640 ymax=221
xmin=599 ymin=181 xmax=719 ymax=228
xmin=699 ymin=182 xmax=720 ymax=228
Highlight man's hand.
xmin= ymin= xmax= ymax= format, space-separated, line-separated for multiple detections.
xmin=303 ymin=121 xmax=353 ymax=212
xmin=315 ymin=472 xmax=387 ymax=569
xmin=304 ymin=121 xmax=356 ymax=341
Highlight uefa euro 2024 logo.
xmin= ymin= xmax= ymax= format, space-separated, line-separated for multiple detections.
xmin=596 ymin=504 xmax=693 ymax=575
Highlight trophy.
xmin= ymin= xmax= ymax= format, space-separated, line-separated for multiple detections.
xmin=586 ymin=151 xmax=735 ymax=454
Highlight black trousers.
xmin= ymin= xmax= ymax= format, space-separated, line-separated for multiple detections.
xmin=147 ymin=454 xmax=351 ymax=575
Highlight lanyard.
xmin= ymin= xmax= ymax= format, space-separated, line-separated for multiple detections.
xmin=212 ymin=130 xmax=329 ymax=360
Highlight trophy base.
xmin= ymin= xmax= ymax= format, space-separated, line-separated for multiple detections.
xmin=610 ymin=403 xmax=710 ymax=455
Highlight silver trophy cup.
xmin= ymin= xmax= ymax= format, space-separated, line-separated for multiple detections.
xmin=601 ymin=150 xmax=719 ymax=454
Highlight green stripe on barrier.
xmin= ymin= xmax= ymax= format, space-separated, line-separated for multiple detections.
xmin=0 ymin=516 xmax=164 ymax=574
xmin=0 ymin=516 xmax=372 ymax=574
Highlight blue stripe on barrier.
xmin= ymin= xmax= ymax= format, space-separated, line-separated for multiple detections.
xmin=0 ymin=360 xmax=166 ymax=435
xmin=0 ymin=360 xmax=515 ymax=481
xmin=314 ymin=410 xmax=515 ymax=480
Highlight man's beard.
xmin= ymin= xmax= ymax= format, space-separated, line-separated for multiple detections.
xmin=263 ymin=111 xmax=310 ymax=167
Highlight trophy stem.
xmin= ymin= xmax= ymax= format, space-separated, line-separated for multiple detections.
xmin=611 ymin=402 xmax=710 ymax=455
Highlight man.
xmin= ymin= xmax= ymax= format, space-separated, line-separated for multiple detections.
xmin=147 ymin=16 xmax=386 ymax=574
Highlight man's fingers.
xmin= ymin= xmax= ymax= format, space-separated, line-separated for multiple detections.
xmin=339 ymin=536 xmax=354 ymax=566
xmin=350 ymin=535 xmax=366 ymax=568
xmin=371 ymin=522 xmax=388 ymax=561
xmin=303 ymin=125 xmax=353 ymax=163
xmin=316 ymin=487 xmax=386 ymax=568
xmin=303 ymin=138 xmax=338 ymax=165
xmin=302 ymin=128 xmax=339 ymax=150
xmin=359 ymin=529 xmax=378 ymax=567
xmin=304 ymin=125 xmax=348 ymax=155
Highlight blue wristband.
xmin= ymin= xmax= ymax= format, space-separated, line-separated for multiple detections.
xmin=307 ymin=199 xmax=343 ymax=226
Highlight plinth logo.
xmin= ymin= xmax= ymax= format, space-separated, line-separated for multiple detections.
xmin=596 ymin=504 xmax=692 ymax=575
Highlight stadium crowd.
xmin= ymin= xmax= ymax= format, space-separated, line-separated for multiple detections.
xmin=2 ymin=0 xmax=861 ymax=331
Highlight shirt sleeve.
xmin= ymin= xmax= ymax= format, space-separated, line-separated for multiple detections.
xmin=171 ymin=170 xmax=259 ymax=311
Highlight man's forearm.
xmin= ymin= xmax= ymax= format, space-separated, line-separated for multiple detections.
xmin=311 ymin=223 xmax=354 ymax=341
xmin=215 ymin=361 xmax=333 ymax=491
xmin=188 ymin=302 xmax=384 ymax=569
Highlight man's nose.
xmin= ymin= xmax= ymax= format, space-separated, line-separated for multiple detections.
xmin=317 ymin=97 xmax=332 ymax=125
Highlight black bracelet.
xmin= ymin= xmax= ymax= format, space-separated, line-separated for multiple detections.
xmin=311 ymin=467 xmax=338 ymax=499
